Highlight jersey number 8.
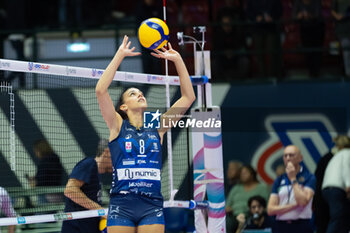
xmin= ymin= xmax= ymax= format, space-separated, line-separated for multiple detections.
xmin=139 ymin=139 xmax=145 ymax=154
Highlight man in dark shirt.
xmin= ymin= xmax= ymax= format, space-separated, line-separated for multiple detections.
xmin=236 ymin=195 xmax=274 ymax=232
xmin=61 ymin=139 xmax=112 ymax=233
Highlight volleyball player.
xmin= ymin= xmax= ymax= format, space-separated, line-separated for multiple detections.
xmin=95 ymin=35 xmax=195 ymax=233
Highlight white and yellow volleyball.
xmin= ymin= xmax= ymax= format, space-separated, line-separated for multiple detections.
xmin=138 ymin=18 xmax=169 ymax=50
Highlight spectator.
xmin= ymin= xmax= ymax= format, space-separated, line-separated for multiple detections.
xmin=267 ymin=145 xmax=315 ymax=233
xmin=225 ymin=160 xmax=243 ymax=196
xmin=313 ymin=135 xmax=350 ymax=233
xmin=27 ymin=139 xmax=64 ymax=204
xmin=321 ymin=147 xmax=350 ymax=233
xmin=246 ymin=0 xmax=283 ymax=79
xmin=213 ymin=11 xmax=249 ymax=80
xmin=135 ymin=0 xmax=163 ymax=75
xmin=275 ymin=163 xmax=285 ymax=177
xmin=226 ymin=165 xmax=270 ymax=232
xmin=331 ymin=0 xmax=350 ymax=77
xmin=61 ymin=139 xmax=112 ymax=233
xmin=0 ymin=186 xmax=16 ymax=233
xmin=236 ymin=195 xmax=274 ymax=232
xmin=293 ymin=0 xmax=325 ymax=78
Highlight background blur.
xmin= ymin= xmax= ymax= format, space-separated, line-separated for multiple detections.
xmin=1 ymin=0 xmax=349 ymax=82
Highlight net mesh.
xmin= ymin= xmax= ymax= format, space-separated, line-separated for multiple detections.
xmin=0 ymin=62 xmax=192 ymax=223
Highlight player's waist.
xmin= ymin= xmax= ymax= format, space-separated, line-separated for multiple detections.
xmin=110 ymin=188 xmax=162 ymax=199
xmin=116 ymin=167 xmax=161 ymax=181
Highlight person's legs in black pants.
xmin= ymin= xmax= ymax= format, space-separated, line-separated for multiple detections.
xmin=322 ymin=187 xmax=348 ymax=233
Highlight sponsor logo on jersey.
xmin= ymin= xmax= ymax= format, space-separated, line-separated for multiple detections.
xmin=125 ymin=142 xmax=132 ymax=152
xmin=137 ymin=160 xmax=146 ymax=164
xmin=141 ymin=191 xmax=153 ymax=197
xmin=156 ymin=210 xmax=163 ymax=217
xmin=128 ymin=181 xmax=153 ymax=188
xmin=137 ymin=154 xmax=147 ymax=158
xmin=117 ymin=168 xmax=161 ymax=180
xmin=151 ymin=142 xmax=159 ymax=152
xmin=148 ymin=134 xmax=158 ymax=140
xmin=125 ymin=134 xmax=132 ymax=139
xmin=150 ymin=160 xmax=159 ymax=164
xmin=109 ymin=205 xmax=120 ymax=214
xmin=122 ymin=158 xmax=135 ymax=165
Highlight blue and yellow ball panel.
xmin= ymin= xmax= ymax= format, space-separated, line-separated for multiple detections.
xmin=138 ymin=18 xmax=169 ymax=50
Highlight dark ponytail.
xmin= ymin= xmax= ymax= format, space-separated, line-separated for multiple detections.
xmin=115 ymin=89 xmax=128 ymax=120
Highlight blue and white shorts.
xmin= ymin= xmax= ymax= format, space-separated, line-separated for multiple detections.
xmin=107 ymin=193 xmax=164 ymax=227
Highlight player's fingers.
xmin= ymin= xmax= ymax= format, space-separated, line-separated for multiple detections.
xmin=130 ymin=52 xmax=141 ymax=57
xmin=168 ymin=42 xmax=172 ymax=50
xmin=153 ymin=49 xmax=162 ymax=55
xmin=151 ymin=52 xmax=161 ymax=58
xmin=123 ymin=35 xmax=128 ymax=45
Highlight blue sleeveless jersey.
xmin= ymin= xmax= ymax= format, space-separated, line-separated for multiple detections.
xmin=108 ymin=120 xmax=162 ymax=199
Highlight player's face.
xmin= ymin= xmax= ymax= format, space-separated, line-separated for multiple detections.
xmin=250 ymin=200 xmax=264 ymax=216
xmin=122 ymin=88 xmax=147 ymax=110
xmin=283 ymin=146 xmax=302 ymax=167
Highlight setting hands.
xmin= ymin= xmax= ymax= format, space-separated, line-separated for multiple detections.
xmin=118 ymin=35 xmax=141 ymax=57
xmin=151 ymin=43 xmax=181 ymax=62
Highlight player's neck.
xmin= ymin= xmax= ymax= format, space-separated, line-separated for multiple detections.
xmin=128 ymin=112 xmax=144 ymax=129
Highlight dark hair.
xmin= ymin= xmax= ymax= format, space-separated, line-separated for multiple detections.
xmin=33 ymin=139 xmax=54 ymax=157
xmin=96 ymin=139 xmax=109 ymax=157
xmin=115 ymin=88 xmax=130 ymax=120
xmin=248 ymin=195 xmax=267 ymax=209
xmin=241 ymin=165 xmax=258 ymax=182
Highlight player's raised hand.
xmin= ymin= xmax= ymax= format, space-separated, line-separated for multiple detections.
xmin=118 ymin=35 xmax=141 ymax=57
xmin=151 ymin=43 xmax=181 ymax=63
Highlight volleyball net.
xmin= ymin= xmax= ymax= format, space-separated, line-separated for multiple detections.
xmin=0 ymin=59 xmax=204 ymax=224
xmin=0 ymin=57 xmax=226 ymax=233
